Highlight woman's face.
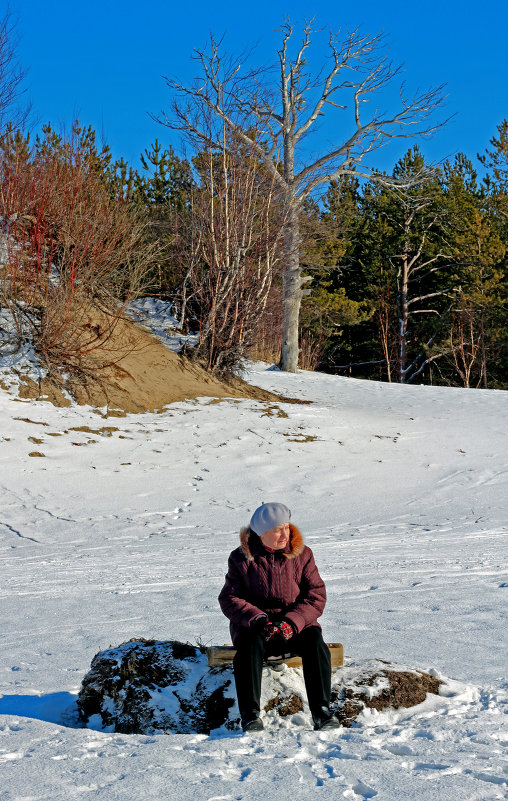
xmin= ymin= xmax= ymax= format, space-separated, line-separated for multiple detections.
xmin=260 ymin=522 xmax=290 ymax=550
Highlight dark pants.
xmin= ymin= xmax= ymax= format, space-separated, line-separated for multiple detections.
xmin=233 ymin=626 xmax=331 ymax=725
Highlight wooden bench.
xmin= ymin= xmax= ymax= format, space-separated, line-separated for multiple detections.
xmin=207 ymin=642 xmax=343 ymax=669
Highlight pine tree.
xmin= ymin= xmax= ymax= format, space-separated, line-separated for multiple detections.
xmin=130 ymin=139 xmax=194 ymax=297
xmin=442 ymin=154 xmax=507 ymax=387
xmin=479 ymin=119 xmax=508 ymax=222
xmin=345 ymin=148 xmax=455 ymax=383
xmin=299 ymin=178 xmax=371 ymax=369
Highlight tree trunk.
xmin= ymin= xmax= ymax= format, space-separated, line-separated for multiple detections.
xmin=397 ymin=253 xmax=409 ymax=383
xmin=480 ymin=316 xmax=488 ymax=388
xmin=280 ymin=199 xmax=301 ymax=372
xmin=378 ymin=302 xmax=392 ymax=382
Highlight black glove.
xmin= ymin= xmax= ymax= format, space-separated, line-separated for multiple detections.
xmin=251 ymin=614 xmax=268 ymax=631
xmin=262 ymin=621 xmax=280 ymax=642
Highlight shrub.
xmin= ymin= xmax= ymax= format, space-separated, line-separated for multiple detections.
xmin=0 ymin=124 xmax=156 ymax=374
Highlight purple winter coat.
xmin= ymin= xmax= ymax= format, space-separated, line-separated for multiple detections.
xmin=218 ymin=525 xmax=326 ymax=645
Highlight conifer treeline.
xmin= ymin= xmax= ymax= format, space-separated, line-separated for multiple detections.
xmin=300 ymin=141 xmax=507 ymax=388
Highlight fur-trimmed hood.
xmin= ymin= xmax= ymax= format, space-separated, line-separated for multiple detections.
xmin=239 ymin=524 xmax=304 ymax=561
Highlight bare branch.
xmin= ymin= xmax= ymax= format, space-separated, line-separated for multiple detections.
xmin=294 ymin=27 xmax=366 ymax=142
xmin=408 ymin=260 xmax=462 ymax=283
xmin=158 ymin=75 xmax=285 ymax=189
xmin=0 ymin=10 xmax=30 ymax=133
xmin=407 ymin=288 xmax=456 ymax=306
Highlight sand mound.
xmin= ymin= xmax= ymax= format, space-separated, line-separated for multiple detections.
xmin=13 ymin=310 xmax=285 ymax=414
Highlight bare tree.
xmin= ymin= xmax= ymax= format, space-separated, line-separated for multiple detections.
xmin=179 ymin=113 xmax=284 ymax=374
xmin=159 ymin=20 xmax=446 ymax=370
xmin=387 ymin=179 xmax=456 ymax=383
xmin=0 ymin=10 xmax=29 ymax=134
xmin=449 ymin=307 xmax=486 ymax=388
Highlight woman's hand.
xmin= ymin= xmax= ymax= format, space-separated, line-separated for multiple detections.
xmin=262 ymin=621 xmax=280 ymax=642
xmin=262 ymin=620 xmax=294 ymax=643
xmin=279 ymin=620 xmax=294 ymax=641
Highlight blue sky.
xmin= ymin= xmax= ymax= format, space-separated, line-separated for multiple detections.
xmin=10 ymin=0 xmax=508 ymax=178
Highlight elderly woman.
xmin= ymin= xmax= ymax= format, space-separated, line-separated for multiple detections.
xmin=219 ymin=502 xmax=339 ymax=732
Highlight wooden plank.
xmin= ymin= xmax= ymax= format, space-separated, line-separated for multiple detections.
xmin=206 ymin=646 xmax=236 ymax=668
xmin=207 ymin=642 xmax=343 ymax=669
xmin=328 ymin=643 xmax=344 ymax=669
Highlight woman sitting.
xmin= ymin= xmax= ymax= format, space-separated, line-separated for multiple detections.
xmin=219 ymin=502 xmax=339 ymax=732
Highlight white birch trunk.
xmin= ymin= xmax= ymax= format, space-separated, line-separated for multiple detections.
xmin=281 ymin=199 xmax=301 ymax=372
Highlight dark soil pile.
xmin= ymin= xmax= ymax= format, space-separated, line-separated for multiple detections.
xmin=264 ymin=694 xmax=304 ymax=716
xmin=77 ymin=638 xmax=236 ymax=734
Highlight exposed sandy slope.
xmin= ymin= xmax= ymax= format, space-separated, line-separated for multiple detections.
xmin=12 ymin=311 xmax=282 ymax=414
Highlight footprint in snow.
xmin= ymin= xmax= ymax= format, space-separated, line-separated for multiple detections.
xmin=0 ymin=751 xmax=24 ymax=761
xmin=384 ymin=743 xmax=415 ymax=756
xmin=206 ymin=796 xmax=234 ymax=801
xmin=465 ymin=769 xmax=508 ymax=786
xmin=348 ymin=780 xmax=378 ymax=798
xmin=413 ymin=728 xmax=435 ymax=740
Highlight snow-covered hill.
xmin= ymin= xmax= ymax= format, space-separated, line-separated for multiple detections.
xmin=0 ymin=363 xmax=506 ymax=800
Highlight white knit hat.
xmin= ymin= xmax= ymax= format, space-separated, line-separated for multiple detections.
xmin=249 ymin=502 xmax=291 ymax=536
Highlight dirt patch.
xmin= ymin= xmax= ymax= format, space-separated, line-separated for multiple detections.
xmin=68 ymin=426 xmax=119 ymax=436
xmin=28 ymin=451 xmax=45 ymax=457
xmin=331 ymin=667 xmax=442 ymax=727
xmin=14 ymin=417 xmax=49 ymax=426
xmin=264 ymin=694 xmax=304 ymax=716
xmin=260 ymin=404 xmax=289 ymax=418
xmin=17 ymin=376 xmax=72 ymax=407
xmin=11 ymin=311 xmax=295 ymax=415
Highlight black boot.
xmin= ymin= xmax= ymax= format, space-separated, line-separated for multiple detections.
xmin=242 ymin=715 xmax=264 ymax=732
xmin=313 ymin=705 xmax=340 ymax=731
xmin=289 ymin=627 xmax=337 ymax=731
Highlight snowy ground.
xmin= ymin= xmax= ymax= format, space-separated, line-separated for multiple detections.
xmin=126 ymin=297 xmax=200 ymax=351
xmin=0 ymin=362 xmax=507 ymax=800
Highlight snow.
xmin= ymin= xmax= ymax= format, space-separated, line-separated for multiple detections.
xmin=0 ymin=306 xmax=47 ymax=387
xmin=126 ymin=297 xmax=199 ymax=351
xmin=0 ymin=360 xmax=507 ymax=799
